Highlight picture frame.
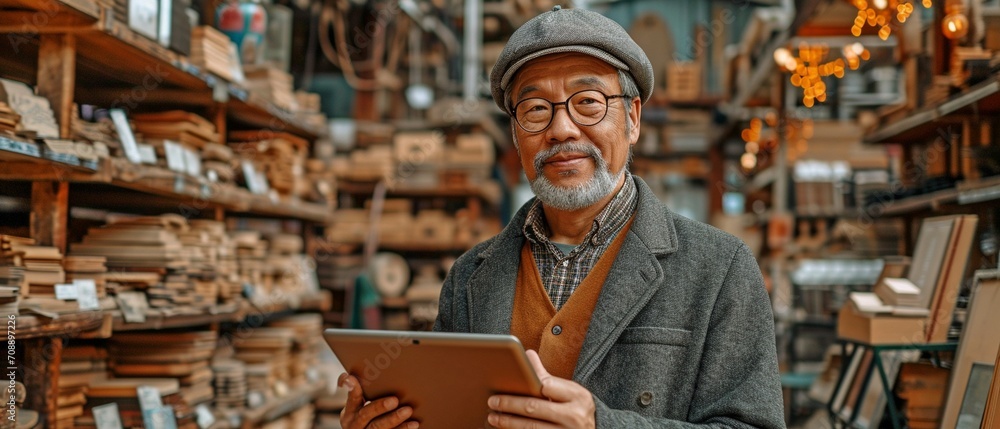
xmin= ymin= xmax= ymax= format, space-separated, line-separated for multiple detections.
xmin=942 ymin=270 xmax=1000 ymax=428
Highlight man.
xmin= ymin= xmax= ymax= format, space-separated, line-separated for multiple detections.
xmin=338 ymin=6 xmax=784 ymax=428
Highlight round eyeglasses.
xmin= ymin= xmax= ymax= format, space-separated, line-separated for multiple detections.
xmin=512 ymin=90 xmax=628 ymax=133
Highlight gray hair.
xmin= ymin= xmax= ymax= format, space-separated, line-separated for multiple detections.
xmin=509 ymin=69 xmax=640 ymax=147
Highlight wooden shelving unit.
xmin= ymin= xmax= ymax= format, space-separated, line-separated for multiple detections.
xmin=0 ymin=0 xmax=337 ymax=427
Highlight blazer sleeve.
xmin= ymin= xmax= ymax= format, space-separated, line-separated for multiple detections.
xmin=432 ymin=270 xmax=455 ymax=332
xmin=593 ymin=243 xmax=786 ymax=429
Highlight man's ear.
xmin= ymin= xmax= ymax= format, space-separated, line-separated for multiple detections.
xmin=628 ymin=98 xmax=641 ymax=146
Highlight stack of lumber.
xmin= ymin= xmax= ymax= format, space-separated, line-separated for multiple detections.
xmin=233 ymin=327 xmax=294 ymax=403
xmin=332 ymin=145 xmax=394 ymax=182
xmin=211 ymin=359 xmax=247 ymax=410
xmin=0 ymin=101 xmax=21 ymax=135
xmin=293 ymin=91 xmax=325 ymax=130
xmin=109 ymin=331 xmax=217 ymax=407
xmin=202 ymin=143 xmax=235 ymax=183
xmin=63 ymin=256 xmax=108 ymax=297
xmin=191 ymin=26 xmax=241 ymax=83
xmin=0 ymin=278 xmax=18 ymax=318
xmin=267 ymin=314 xmax=323 ymax=388
xmin=73 ymin=215 xmax=204 ymax=311
xmin=232 ymin=231 xmax=266 ymax=296
xmin=0 ymin=78 xmax=59 ymax=138
xmin=3 ymin=237 xmax=66 ymax=298
xmin=326 ymin=209 xmax=370 ymax=244
xmin=189 ymin=220 xmax=241 ymax=303
xmin=264 ymin=234 xmax=315 ymax=299
xmin=244 ymin=66 xmax=297 ymax=112
xmin=70 ymin=115 xmax=115 ymax=159
xmin=895 ymin=362 xmax=949 ymax=428
xmin=58 ymin=345 xmax=109 ymax=429
xmin=83 ymin=378 xmax=197 ymax=428
xmin=229 ymin=131 xmax=308 ymax=198
xmin=133 ymin=110 xmax=220 ymax=150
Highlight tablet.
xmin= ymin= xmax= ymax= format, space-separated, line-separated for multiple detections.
xmin=324 ymin=329 xmax=543 ymax=428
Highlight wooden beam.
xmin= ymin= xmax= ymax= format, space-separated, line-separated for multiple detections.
xmin=36 ymin=33 xmax=76 ymax=139
xmin=23 ymin=337 xmax=62 ymax=429
xmin=30 ymin=181 xmax=69 ymax=253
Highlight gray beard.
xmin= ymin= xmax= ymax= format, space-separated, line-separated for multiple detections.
xmin=528 ymin=142 xmax=622 ymax=211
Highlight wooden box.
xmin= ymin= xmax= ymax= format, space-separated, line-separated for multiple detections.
xmin=837 ymin=300 xmax=927 ymax=345
xmin=667 ymin=61 xmax=702 ymax=102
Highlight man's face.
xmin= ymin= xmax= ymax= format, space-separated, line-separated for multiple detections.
xmin=509 ymin=53 xmax=641 ymax=210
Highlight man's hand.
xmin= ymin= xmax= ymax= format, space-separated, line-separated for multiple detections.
xmin=337 ymin=373 xmax=420 ymax=429
xmin=487 ymin=350 xmax=596 ymax=429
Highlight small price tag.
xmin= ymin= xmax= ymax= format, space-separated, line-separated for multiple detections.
xmin=109 ymin=109 xmax=141 ymax=164
xmin=55 ymin=283 xmax=78 ymax=300
xmin=183 ymin=148 xmax=201 ymax=177
xmin=116 ymin=291 xmax=148 ymax=323
xmin=74 ymin=279 xmax=99 ymax=311
xmin=93 ymin=403 xmax=124 ymax=429
xmin=136 ymin=385 xmax=163 ymax=412
xmin=143 ymin=406 xmax=178 ymax=429
xmin=137 ymin=144 xmax=158 ymax=165
xmin=247 ymin=391 xmax=265 ymax=409
xmin=164 ymin=141 xmax=186 ymax=172
xmin=194 ymin=404 xmax=215 ymax=429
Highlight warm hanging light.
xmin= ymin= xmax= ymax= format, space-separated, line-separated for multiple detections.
xmin=942 ymin=1 xmax=969 ymax=39
xmin=850 ymin=0 xmax=932 ymax=40
xmin=776 ymin=41 xmax=865 ymax=107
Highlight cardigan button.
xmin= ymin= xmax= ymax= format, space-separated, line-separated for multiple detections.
xmin=638 ymin=391 xmax=654 ymax=407
xmin=551 ymin=325 xmax=562 ymax=336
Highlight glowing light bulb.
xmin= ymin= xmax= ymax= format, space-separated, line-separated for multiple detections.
xmin=942 ymin=10 xmax=968 ymax=39
xmin=773 ymin=48 xmax=791 ymax=66
xmin=873 ymin=0 xmax=888 ymax=9
xmin=741 ymin=153 xmax=757 ymax=170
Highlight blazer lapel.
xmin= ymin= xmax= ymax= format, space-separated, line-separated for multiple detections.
xmin=467 ymin=209 xmax=528 ymax=335
xmin=572 ymin=232 xmax=663 ymax=383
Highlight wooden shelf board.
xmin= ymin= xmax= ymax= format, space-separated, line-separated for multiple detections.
xmin=15 ymin=311 xmax=105 ymax=340
xmin=864 ymin=73 xmax=1000 ymax=144
xmin=240 ymin=381 xmax=327 ymax=428
xmin=111 ymin=307 xmax=240 ymax=331
xmin=378 ymin=242 xmax=469 ymax=253
xmin=338 ymin=179 xmax=498 ymax=203
xmin=874 ymin=178 xmax=1000 ymax=217
xmin=228 ymin=95 xmax=323 ymax=141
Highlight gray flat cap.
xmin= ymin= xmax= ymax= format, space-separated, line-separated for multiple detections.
xmin=489 ymin=6 xmax=654 ymax=113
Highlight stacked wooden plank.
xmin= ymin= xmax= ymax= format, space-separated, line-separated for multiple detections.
xmin=63 ymin=256 xmax=108 ymax=297
xmin=0 ymin=236 xmax=27 ymax=316
xmin=229 ymin=131 xmax=308 ymax=198
xmin=895 ymin=362 xmax=949 ymax=428
xmin=232 ymin=231 xmax=266 ymax=296
xmin=211 ymin=359 xmax=247 ymax=410
xmin=293 ymin=91 xmax=325 ymax=130
xmin=83 ymin=378 xmax=197 ymax=428
xmin=0 ymin=101 xmax=21 ymax=135
xmin=4 ymin=237 xmax=66 ymax=298
xmin=58 ymin=345 xmax=109 ymax=429
xmin=133 ymin=111 xmax=220 ymax=149
xmin=189 ymin=220 xmax=241 ymax=303
xmin=191 ymin=26 xmax=241 ymax=83
xmin=202 ymin=143 xmax=235 ymax=183
xmin=233 ymin=327 xmax=294 ymax=404
xmin=332 ymin=145 xmax=394 ymax=182
xmin=109 ymin=331 xmax=217 ymax=407
xmin=70 ymin=115 xmax=115 ymax=159
xmin=267 ymin=314 xmax=323 ymax=388
xmin=265 ymin=233 xmax=312 ymax=298
xmin=244 ymin=66 xmax=297 ymax=112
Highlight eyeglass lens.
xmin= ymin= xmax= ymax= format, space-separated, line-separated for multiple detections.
xmin=515 ymin=90 xmax=611 ymax=132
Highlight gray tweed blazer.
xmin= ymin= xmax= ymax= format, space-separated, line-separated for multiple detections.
xmin=434 ymin=176 xmax=785 ymax=428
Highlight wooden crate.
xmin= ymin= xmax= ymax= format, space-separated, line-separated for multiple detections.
xmin=667 ymin=61 xmax=702 ymax=102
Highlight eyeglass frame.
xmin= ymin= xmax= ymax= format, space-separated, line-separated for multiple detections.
xmin=509 ymin=89 xmax=630 ymax=133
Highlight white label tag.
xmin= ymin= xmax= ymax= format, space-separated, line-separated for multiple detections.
xmin=242 ymin=161 xmax=264 ymax=194
xmin=137 ymin=144 xmax=158 ymax=165
xmin=136 ymin=385 xmax=163 ymax=411
xmin=195 ymin=404 xmax=215 ymax=429
xmin=116 ymin=291 xmax=148 ymax=323
xmin=143 ymin=406 xmax=178 ymax=429
xmin=55 ymin=283 xmax=78 ymax=300
xmin=184 ymin=148 xmax=201 ymax=177
xmin=164 ymin=141 xmax=186 ymax=172
xmin=93 ymin=403 xmax=124 ymax=429
xmin=110 ymin=109 xmax=141 ymax=164
xmin=74 ymin=279 xmax=99 ymax=311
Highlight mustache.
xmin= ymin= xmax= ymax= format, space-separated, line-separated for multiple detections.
xmin=532 ymin=142 xmax=603 ymax=174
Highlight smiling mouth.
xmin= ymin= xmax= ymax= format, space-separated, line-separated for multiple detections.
xmin=545 ymin=153 xmax=591 ymax=166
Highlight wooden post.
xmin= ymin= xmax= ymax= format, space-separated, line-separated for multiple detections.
xmin=211 ymin=102 xmax=227 ymax=144
xmin=36 ymin=34 xmax=76 ymax=139
xmin=30 ymin=181 xmax=69 ymax=254
xmin=22 ymin=337 xmax=62 ymax=429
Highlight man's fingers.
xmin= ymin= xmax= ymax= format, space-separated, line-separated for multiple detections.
xmin=487 ymin=411 xmax=561 ymax=429
xmin=367 ymin=405 xmax=418 ymax=429
xmin=488 ymin=394 xmax=560 ymax=423
xmin=356 ymin=396 xmax=402 ymax=425
xmin=338 ymin=374 xmax=366 ymax=411
xmin=524 ymin=350 xmax=579 ymax=402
